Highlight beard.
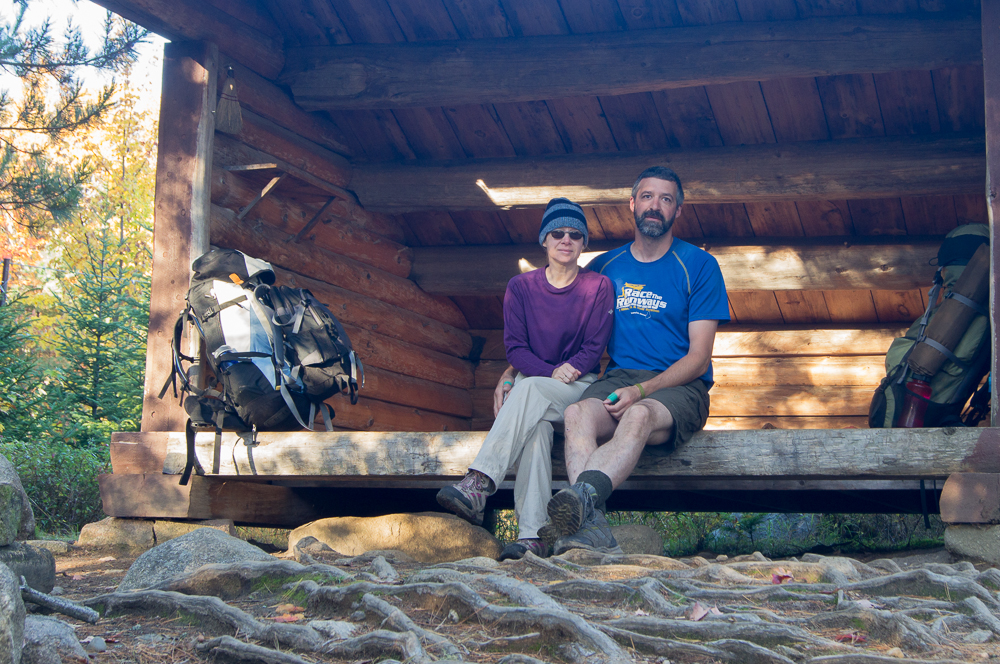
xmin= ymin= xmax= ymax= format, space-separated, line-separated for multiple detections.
xmin=635 ymin=208 xmax=675 ymax=238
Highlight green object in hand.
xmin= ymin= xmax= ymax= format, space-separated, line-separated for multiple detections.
xmin=607 ymin=392 xmax=620 ymax=404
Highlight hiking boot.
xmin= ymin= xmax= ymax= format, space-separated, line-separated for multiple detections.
xmin=498 ymin=538 xmax=550 ymax=561
xmin=552 ymin=509 xmax=623 ymax=555
xmin=537 ymin=482 xmax=597 ymax=546
xmin=436 ymin=470 xmax=493 ymax=526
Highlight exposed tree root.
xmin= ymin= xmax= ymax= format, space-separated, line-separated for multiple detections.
xmin=196 ymin=635 xmax=314 ymax=664
xmin=604 ymin=614 xmax=847 ymax=650
xmin=482 ymin=574 xmax=565 ymax=611
xmin=839 ymin=570 xmax=999 ymax=606
xmin=84 ymin=590 xmax=322 ymax=651
xmin=321 ymin=628 xmax=432 ymax=664
xmin=151 ymin=559 xmax=353 ymax=600
xmin=361 ymin=592 xmax=464 ymax=658
xmin=963 ymin=596 xmax=1000 ymax=637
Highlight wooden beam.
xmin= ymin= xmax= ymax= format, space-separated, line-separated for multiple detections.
xmin=90 ymin=0 xmax=283 ymax=79
xmin=984 ymin=0 xmax=1000 ymax=426
xmin=411 ymin=238 xmax=943 ymax=294
xmin=471 ymin=325 xmax=907 ymax=362
xmin=281 ymin=14 xmax=980 ymax=110
xmin=713 ymin=325 xmax=908 ymax=357
xmin=132 ymin=426 xmax=999 ymax=479
xmin=142 ymin=42 xmax=217 ymax=432
xmin=98 ymin=474 xmax=320 ymax=526
xmin=216 ymin=58 xmax=352 ymax=157
xmin=349 ymin=134 xmax=985 ymax=212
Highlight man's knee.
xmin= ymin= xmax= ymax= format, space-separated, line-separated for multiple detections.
xmin=621 ymin=400 xmax=673 ymax=432
xmin=564 ymin=398 xmax=600 ymax=426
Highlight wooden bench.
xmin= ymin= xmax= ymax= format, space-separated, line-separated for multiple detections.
xmin=101 ymin=427 xmax=1000 ymax=527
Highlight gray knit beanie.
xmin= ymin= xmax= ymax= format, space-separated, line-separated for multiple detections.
xmin=538 ymin=198 xmax=588 ymax=246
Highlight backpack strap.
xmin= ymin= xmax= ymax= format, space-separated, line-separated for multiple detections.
xmin=179 ymin=418 xmax=206 ymax=486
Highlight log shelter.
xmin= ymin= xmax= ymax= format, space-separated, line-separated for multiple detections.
xmin=93 ymin=0 xmax=1000 ymax=527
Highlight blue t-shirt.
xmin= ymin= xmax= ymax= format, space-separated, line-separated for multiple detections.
xmin=586 ymin=239 xmax=730 ymax=385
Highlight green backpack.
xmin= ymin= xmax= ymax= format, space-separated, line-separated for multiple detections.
xmin=869 ymin=224 xmax=991 ymax=428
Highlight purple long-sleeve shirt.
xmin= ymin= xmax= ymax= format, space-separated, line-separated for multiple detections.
xmin=503 ymin=267 xmax=615 ymax=377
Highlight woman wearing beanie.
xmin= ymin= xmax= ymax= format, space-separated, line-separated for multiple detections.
xmin=436 ymin=198 xmax=615 ymax=560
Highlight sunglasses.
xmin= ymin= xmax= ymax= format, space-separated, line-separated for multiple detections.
xmin=550 ymin=230 xmax=584 ymax=241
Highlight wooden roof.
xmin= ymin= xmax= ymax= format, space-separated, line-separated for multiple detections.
xmin=97 ymin=0 xmax=987 ymax=329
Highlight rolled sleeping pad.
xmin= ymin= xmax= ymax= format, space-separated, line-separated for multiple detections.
xmin=907 ymin=243 xmax=991 ymax=377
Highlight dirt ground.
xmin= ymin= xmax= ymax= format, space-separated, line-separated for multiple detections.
xmin=36 ymin=543 xmax=1000 ymax=664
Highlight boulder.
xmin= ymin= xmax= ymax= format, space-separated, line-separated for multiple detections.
xmin=289 ymin=512 xmax=501 ymax=563
xmin=153 ymin=519 xmax=236 ymax=543
xmin=77 ymin=517 xmax=155 ymax=551
xmin=611 ymin=524 xmax=663 ymax=555
xmin=118 ymin=527 xmax=274 ymax=591
xmin=945 ymin=525 xmax=1000 ymax=565
xmin=0 ymin=562 xmax=25 ymax=664
xmin=21 ymin=616 xmax=88 ymax=664
xmin=0 ymin=453 xmax=34 ymax=542
xmin=23 ymin=541 xmax=69 ymax=555
xmin=0 ymin=542 xmax=55 ymax=593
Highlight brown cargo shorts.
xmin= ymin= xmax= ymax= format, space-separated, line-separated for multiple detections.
xmin=579 ymin=368 xmax=710 ymax=449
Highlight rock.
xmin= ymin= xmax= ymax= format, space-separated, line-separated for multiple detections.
xmin=611 ymin=524 xmax=663 ymax=555
xmin=0 ymin=484 xmax=23 ymax=547
xmin=119 ymin=527 xmax=274 ymax=591
xmin=964 ymin=629 xmax=993 ymax=644
xmin=799 ymin=554 xmax=862 ymax=582
xmin=21 ymin=615 xmax=88 ymax=664
xmin=23 ymin=541 xmax=69 ymax=555
xmin=945 ymin=525 xmax=1000 ymax=565
xmin=0 ymin=562 xmax=24 ymax=664
xmin=152 ymin=519 xmax=236 ymax=543
xmin=309 ymin=620 xmax=359 ymax=640
xmin=0 ymin=542 xmax=56 ymax=593
xmin=868 ymin=558 xmax=903 ymax=574
xmin=77 ymin=517 xmax=155 ymax=551
xmin=84 ymin=636 xmax=107 ymax=653
xmin=0 ymin=453 xmax=34 ymax=542
xmin=290 ymin=512 xmax=501 ymax=563
xmin=885 ymin=646 xmax=905 ymax=658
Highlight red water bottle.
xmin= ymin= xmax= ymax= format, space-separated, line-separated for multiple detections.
xmin=897 ymin=373 xmax=933 ymax=428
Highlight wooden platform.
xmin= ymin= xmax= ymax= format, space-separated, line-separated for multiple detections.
xmin=100 ymin=427 xmax=1000 ymax=525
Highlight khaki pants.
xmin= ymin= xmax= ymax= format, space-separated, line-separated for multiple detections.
xmin=470 ymin=372 xmax=596 ymax=539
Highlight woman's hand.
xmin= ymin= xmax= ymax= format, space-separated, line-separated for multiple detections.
xmin=494 ymin=367 xmax=516 ymax=416
xmin=551 ymin=362 xmax=582 ymax=384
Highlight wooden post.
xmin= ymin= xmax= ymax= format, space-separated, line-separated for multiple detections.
xmin=986 ymin=2 xmax=1000 ymax=425
xmin=142 ymin=41 xmax=217 ymax=432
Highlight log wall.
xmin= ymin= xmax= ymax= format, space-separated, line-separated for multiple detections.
xmin=467 ymin=324 xmax=913 ymax=431
xmin=206 ymin=60 xmax=475 ymax=432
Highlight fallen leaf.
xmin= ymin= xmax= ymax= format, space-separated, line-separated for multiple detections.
xmin=834 ymin=633 xmax=867 ymax=644
xmin=98 ymin=556 xmax=116 ymax=562
xmin=272 ymin=614 xmax=304 ymax=623
xmin=771 ymin=568 xmax=793 ymax=584
xmin=71 ymin=574 xmax=84 ymax=581
xmin=709 ymin=607 xmax=723 ymax=615
xmin=633 ymin=608 xmax=648 ymax=616
xmin=854 ymin=599 xmax=879 ymax=610
xmin=686 ymin=602 xmax=709 ymax=621
xmin=274 ymin=603 xmax=305 ymax=614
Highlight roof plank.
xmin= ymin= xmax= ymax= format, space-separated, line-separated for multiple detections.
xmin=280 ymin=14 xmax=982 ymax=109
xmin=348 ymin=134 xmax=985 ymax=211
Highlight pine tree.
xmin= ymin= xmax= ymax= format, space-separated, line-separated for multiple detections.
xmin=0 ymin=296 xmax=52 ymax=443
xmin=50 ymin=74 xmax=154 ymax=445
xmin=0 ymin=2 xmax=146 ymax=233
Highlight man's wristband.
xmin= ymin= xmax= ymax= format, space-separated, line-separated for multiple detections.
xmin=503 ymin=381 xmax=513 ymax=387
xmin=635 ymin=383 xmax=647 ymax=399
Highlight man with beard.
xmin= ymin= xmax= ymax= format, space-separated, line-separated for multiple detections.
xmin=536 ymin=166 xmax=730 ymax=554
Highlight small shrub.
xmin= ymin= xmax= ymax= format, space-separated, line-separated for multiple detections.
xmin=1 ymin=439 xmax=110 ymax=534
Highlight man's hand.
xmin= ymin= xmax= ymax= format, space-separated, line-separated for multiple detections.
xmin=603 ymin=385 xmax=643 ymax=420
xmin=493 ymin=366 xmax=516 ymax=417
xmin=551 ymin=362 xmax=582 ymax=385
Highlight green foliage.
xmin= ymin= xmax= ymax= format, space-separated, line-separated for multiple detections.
xmin=51 ymin=219 xmax=149 ymax=444
xmin=0 ymin=2 xmax=147 ymax=232
xmin=0 ymin=438 xmax=109 ymax=533
xmin=0 ymin=296 xmax=56 ymax=442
